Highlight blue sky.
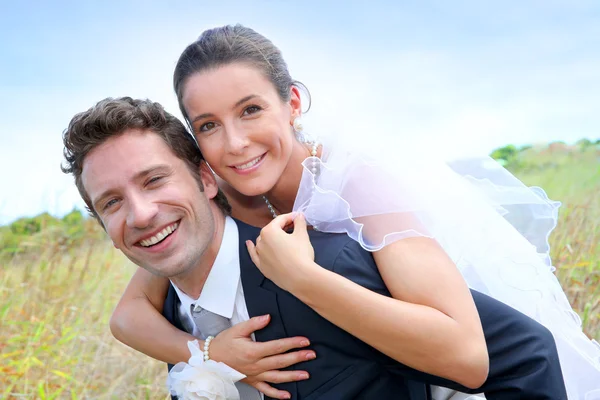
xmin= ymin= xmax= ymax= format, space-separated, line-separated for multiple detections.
xmin=1 ymin=0 xmax=599 ymax=224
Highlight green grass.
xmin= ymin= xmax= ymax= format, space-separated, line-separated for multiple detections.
xmin=0 ymin=145 xmax=598 ymax=398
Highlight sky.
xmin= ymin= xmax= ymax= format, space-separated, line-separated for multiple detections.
xmin=0 ymin=0 xmax=599 ymax=225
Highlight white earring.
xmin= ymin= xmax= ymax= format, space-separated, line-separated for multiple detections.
xmin=292 ymin=117 xmax=304 ymax=133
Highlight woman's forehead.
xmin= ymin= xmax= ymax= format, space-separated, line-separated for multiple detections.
xmin=185 ymin=64 xmax=275 ymax=95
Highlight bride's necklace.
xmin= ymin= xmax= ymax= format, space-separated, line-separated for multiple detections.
xmin=262 ymin=140 xmax=320 ymax=219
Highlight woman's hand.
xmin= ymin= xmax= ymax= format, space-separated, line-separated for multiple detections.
xmin=210 ymin=314 xmax=316 ymax=399
xmin=246 ymin=213 xmax=316 ymax=292
xmin=112 ymin=268 xmax=315 ymax=399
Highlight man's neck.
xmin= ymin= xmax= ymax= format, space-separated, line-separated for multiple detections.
xmin=170 ymin=205 xmax=227 ymax=299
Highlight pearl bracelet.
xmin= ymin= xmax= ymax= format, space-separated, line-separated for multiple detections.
xmin=203 ymin=336 xmax=214 ymax=361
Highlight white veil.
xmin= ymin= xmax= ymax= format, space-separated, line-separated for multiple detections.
xmin=292 ymin=135 xmax=600 ymax=399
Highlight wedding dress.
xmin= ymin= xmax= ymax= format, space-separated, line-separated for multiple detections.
xmin=293 ymin=138 xmax=600 ymax=399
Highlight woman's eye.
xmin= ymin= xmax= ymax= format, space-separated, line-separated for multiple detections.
xmin=243 ymin=105 xmax=261 ymax=116
xmin=199 ymin=122 xmax=216 ymax=132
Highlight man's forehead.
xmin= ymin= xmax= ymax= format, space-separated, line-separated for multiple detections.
xmin=81 ymin=131 xmax=173 ymax=193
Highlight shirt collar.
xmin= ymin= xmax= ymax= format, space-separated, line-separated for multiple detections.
xmin=171 ymin=216 xmax=240 ymax=319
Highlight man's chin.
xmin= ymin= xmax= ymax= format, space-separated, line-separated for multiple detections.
xmin=123 ymin=255 xmax=172 ymax=278
xmin=143 ymin=262 xmax=189 ymax=279
xmin=127 ymin=250 xmax=195 ymax=279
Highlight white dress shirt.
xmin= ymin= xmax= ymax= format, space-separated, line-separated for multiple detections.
xmin=171 ymin=216 xmax=251 ymax=334
xmin=171 ymin=216 xmax=260 ymax=399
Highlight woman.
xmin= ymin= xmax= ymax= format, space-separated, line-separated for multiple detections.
xmin=111 ymin=25 xmax=599 ymax=399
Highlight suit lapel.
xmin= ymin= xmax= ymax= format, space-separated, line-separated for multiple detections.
xmin=165 ymin=283 xmax=185 ymax=332
xmin=164 ymin=284 xmax=186 ymax=374
xmin=235 ymin=219 xmax=298 ymax=399
xmin=236 ymin=220 xmax=288 ymax=341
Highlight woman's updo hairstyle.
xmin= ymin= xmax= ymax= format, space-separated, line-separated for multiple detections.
xmin=173 ymin=24 xmax=310 ymax=128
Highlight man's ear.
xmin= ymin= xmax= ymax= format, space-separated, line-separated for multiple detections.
xmin=199 ymin=161 xmax=219 ymax=199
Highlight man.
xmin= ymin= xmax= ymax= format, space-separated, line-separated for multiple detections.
xmin=62 ymin=97 xmax=567 ymax=400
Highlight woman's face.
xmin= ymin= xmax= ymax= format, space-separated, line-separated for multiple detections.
xmin=181 ymin=63 xmax=301 ymax=196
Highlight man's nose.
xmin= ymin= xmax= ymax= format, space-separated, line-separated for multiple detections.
xmin=126 ymin=194 xmax=158 ymax=229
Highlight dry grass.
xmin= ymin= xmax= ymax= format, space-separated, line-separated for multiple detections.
xmin=1 ymin=147 xmax=598 ymax=398
xmin=515 ymin=147 xmax=600 ymax=337
xmin=1 ymin=238 xmax=167 ymax=399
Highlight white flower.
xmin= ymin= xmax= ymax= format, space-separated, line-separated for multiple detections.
xmin=166 ymin=340 xmax=246 ymax=400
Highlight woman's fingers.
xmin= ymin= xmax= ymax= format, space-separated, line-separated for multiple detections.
xmin=246 ymin=240 xmax=260 ymax=266
xmin=269 ymin=212 xmax=297 ymax=230
xmin=250 ymin=380 xmax=291 ymax=399
xmin=256 ymin=348 xmax=316 ymax=371
xmin=256 ymin=369 xmax=310 ymax=384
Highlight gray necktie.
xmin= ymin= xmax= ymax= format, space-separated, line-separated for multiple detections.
xmin=191 ymin=304 xmax=232 ymax=339
xmin=190 ymin=304 xmax=261 ymax=400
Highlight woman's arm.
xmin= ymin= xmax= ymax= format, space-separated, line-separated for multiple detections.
xmin=110 ymin=267 xmax=315 ymax=399
xmin=247 ymin=214 xmax=489 ymax=389
xmin=109 ymin=267 xmax=193 ymax=364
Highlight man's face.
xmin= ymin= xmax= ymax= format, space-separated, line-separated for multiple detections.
xmin=81 ymin=129 xmax=219 ymax=277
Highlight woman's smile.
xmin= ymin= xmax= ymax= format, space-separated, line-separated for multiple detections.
xmin=229 ymin=152 xmax=267 ymax=174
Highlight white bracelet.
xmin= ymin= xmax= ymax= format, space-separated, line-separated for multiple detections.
xmin=203 ymin=336 xmax=214 ymax=361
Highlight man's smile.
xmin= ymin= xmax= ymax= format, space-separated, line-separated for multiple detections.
xmin=135 ymin=221 xmax=180 ymax=249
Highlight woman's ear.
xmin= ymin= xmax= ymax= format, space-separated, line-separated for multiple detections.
xmin=289 ymin=86 xmax=302 ymax=121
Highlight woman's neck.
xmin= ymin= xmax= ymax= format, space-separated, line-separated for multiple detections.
xmin=264 ymin=139 xmax=311 ymax=214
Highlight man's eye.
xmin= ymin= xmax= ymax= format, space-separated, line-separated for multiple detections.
xmin=243 ymin=105 xmax=261 ymax=115
xmin=104 ymin=198 xmax=119 ymax=210
xmin=146 ymin=176 xmax=163 ymax=186
xmin=199 ymin=122 xmax=216 ymax=132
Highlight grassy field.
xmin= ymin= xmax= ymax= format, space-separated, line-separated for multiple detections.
xmin=1 ymin=232 xmax=166 ymax=398
xmin=1 ymin=145 xmax=599 ymax=399
xmin=514 ymin=146 xmax=600 ymax=335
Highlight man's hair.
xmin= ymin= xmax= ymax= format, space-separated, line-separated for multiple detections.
xmin=61 ymin=97 xmax=231 ymax=222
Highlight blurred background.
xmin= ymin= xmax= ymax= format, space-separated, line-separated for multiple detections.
xmin=1 ymin=1 xmax=599 ymax=398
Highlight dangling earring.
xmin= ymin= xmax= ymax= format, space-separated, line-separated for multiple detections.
xmin=292 ymin=117 xmax=307 ymax=142
xmin=292 ymin=117 xmax=304 ymax=134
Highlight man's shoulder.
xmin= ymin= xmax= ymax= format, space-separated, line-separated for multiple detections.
xmin=231 ymin=217 xmax=261 ymax=242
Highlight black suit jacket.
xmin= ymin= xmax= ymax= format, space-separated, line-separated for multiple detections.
xmin=164 ymin=219 xmax=427 ymax=399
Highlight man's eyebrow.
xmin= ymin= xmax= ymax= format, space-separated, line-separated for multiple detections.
xmin=190 ymin=95 xmax=259 ymax=124
xmin=91 ymin=165 xmax=171 ymax=210
xmin=133 ymin=165 xmax=171 ymax=180
xmin=91 ymin=188 xmax=116 ymax=211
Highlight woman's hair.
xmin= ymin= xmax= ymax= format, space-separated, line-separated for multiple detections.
xmin=173 ymin=24 xmax=310 ymax=128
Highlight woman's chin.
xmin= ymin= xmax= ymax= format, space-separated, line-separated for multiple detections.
xmin=235 ymin=181 xmax=276 ymax=198
xmin=219 ymin=168 xmax=279 ymax=197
